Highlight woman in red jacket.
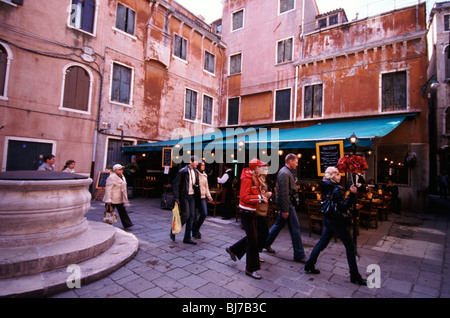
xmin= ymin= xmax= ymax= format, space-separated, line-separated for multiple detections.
xmin=226 ymin=158 xmax=268 ymax=279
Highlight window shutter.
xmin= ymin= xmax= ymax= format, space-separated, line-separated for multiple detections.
xmin=119 ymin=66 xmax=131 ymax=104
xmin=304 ymin=85 xmax=312 ymax=118
xmin=313 ymin=84 xmax=322 ymax=117
xmin=63 ymin=67 xmax=77 ymax=110
xmin=116 ymin=4 xmax=126 ymax=31
xmin=74 ymin=67 xmax=90 ymax=111
xmin=393 ymin=71 xmax=406 ymax=110
xmin=81 ymin=0 xmax=95 ymax=33
xmin=285 ymin=38 xmax=293 ymax=61
xmin=112 ymin=64 xmax=121 ymax=102
xmin=382 ymin=73 xmax=394 ymax=111
xmin=174 ymin=35 xmax=181 ymax=58
xmin=185 ymin=90 xmax=191 ymax=119
xmin=126 ymin=9 xmax=135 ymax=35
xmin=277 ymin=41 xmax=284 ymax=64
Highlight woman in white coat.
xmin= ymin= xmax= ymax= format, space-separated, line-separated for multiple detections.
xmin=103 ymin=164 xmax=134 ymax=229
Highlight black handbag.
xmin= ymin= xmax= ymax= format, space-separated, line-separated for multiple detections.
xmin=320 ymin=196 xmax=352 ymax=226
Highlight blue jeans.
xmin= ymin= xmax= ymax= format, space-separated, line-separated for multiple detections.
xmin=265 ymin=204 xmax=305 ymax=260
xmin=181 ymin=195 xmax=196 ymax=241
xmin=192 ymin=198 xmax=207 ymax=236
xmin=306 ymin=217 xmax=360 ymax=276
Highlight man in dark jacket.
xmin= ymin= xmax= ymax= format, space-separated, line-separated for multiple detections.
xmin=264 ymin=153 xmax=306 ymax=263
xmin=217 ymin=164 xmax=235 ymax=220
xmin=171 ymin=156 xmax=200 ymax=245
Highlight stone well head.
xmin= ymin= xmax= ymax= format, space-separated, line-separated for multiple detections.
xmin=0 ymin=171 xmax=92 ymax=248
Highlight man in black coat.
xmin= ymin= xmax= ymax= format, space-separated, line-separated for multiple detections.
xmin=217 ymin=164 xmax=235 ymax=220
xmin=171 ymin=156 xmax=201 ymax=245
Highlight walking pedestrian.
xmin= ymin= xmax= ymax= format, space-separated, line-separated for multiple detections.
xmin=103 ymin=164 xmax=134 ymax=229
xmin=171 ymin=156 xmax=201 ymax=245
xmin=304 ymin=166 xmax=367 ymax=286
xmin=264 ymin=153 xmax=306 ymax=263
xmin=226 ymin=158 xmax=268 ymax=279
xmin=257 ymin=167 xmax=271 ymax=263
xmin=37 ymin=154 xmax=55 ymax=171
xmin=217 ymin=164 xmax=234 ymax=220
xmin=192 ymin=160 xmax=213 ymax=239
xmin=62 ymin=160 xmax=76 ymax=173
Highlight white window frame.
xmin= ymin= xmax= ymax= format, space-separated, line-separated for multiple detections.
xmin=231 ymin=8 xmax=245 ymax=32
xmin=0 ymin=41 xmax=12 ymax=101
xmin=112 ymin=2 xmax=136 ymax=39
xmin=201 ymin=93 xmax=214 ymax=126
xmin=278 ymin=0 xmax=295 ymax=15
xmin=173 ymin=33 xmax=188 ymax=63
xmin=184 ymin=87 xmax=199 ymax=123
xmin=66 ymin=0 xmax=99 ymax=37
xmin=276 ymin=36 xmax=294 ymax=65
xmin=302 ymin=82 xmax=324 ymax=119
xmin=59 ymin=63 xmax=93 ymax=114
xmin=2 ymin=136 xmax=57 ymax=172
xmin=274 ymin=87 xmax=292 ymax=122
xmin=229 ymin=52 xmax=242 ymax=76
xmin=379 ymin=68 xmax=410 ymax=113
xmin=109 ymin=60 xmax=134 ymax=108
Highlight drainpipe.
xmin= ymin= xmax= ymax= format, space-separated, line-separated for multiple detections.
xmin=294 ymin=65 xmax=298 ymax=121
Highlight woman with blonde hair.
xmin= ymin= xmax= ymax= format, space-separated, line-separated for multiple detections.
xmin=304 ymin=166 xmax=367 ymax=285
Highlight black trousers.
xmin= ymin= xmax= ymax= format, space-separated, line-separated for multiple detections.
xmin=230 ymin=209 xmax=260 ymax=272
xmin=110 ymin=203 xmax=133 ymax=228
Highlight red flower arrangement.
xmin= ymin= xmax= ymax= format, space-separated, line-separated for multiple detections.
xmin=337 ymin=155 xmax=369 ymax=174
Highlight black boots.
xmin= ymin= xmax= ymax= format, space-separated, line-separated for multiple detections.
xmin=304 ymin=264 xmax=320 ymax=274
xmin=350 ymin=274 xmax=367 ymax=286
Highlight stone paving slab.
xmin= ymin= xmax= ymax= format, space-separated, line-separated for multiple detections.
xmin=49 ymin=196 xmax=449 ymax=299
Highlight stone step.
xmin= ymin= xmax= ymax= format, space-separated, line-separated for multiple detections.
xmin=0 ymin=224 xmax=138 ymax=297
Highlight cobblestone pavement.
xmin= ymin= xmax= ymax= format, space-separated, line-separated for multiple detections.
xmin=52 ymin=196 xmax=450 ymax=299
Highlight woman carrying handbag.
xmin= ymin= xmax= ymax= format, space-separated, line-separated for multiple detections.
xmin=304 ymin=166 xmax=366 ymax=285
xmin=225 ymin=158 xmax=268 ymax=280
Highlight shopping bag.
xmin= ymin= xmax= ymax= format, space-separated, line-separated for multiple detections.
xmin=102 ymin=204 xmax=118 ymax=224
xmin=171 ymin=203 xmax=182 ymax=235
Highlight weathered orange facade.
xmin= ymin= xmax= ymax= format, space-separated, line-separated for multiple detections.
xmin=219 ymin=1 xmax=430 ymax=212
xmin=0 ymin=0 xmax=224 ymax=187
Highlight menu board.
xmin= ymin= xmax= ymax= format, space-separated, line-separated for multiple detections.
xmin=96 ymin=171 xmax=111 ymax=188
xmin=162 ymin=147 xmax=172 ymax=168
xmin=316 ymin=141 xmax=344 ymax=176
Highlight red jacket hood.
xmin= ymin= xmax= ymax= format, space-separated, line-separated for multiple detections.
xmin=241 ymin=167 xmax=254 ymax=180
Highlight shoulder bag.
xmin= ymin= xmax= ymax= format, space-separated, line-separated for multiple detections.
xmin=102 ymin=203 xmax=119 ymax=224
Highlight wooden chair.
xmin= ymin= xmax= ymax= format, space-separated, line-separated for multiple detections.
xmin=359 ymin=201 xmax=378 ymax=229
xmin=378 ymin=196 xmax=391 ymax=221
xmin=207 ymin=189 xmax=223 ymax=218
xmin=306 ymin=199 xmax=323 ymax=237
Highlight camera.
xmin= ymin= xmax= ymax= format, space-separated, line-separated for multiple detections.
xmin=290 ymin=193 xmax=300 ymax=206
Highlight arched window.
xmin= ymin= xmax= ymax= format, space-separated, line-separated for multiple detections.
xmin=0 ymin=44 xmax=7 ymax=97
xmin=62 ymin=65 xmax=91 ymax=113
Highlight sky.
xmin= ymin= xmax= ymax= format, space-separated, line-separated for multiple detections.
xmin=175 ymin=0 xmax=439 ymax=24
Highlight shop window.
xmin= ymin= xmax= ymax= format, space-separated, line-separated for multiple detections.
xmin=185 ymin=88 xmax=197 ymax=121
xmin=382 ymin=71 xmax=407 ymax=112
xmin=230 ymin=53 xmax=242 ymax=75
xmin=377 ymin=144 xmax=409 ymax=185
xmin=277 ymin=37 xmax=293 ymax=64
xmin=275 ymin=88 xmax=291 ymax=121
xmin=304 ymin=84 xmax=323 ymax=118
xmin=173 ymin=34 xmax=187 ymax=61
xmin=111 ymin=62 xmax=133 ymax=106
xmin=202 ymin=95 xmax=213 ymax=125
xmin=69 ymin=0 xmax=96 ymax=34
xmin=232 ymin=9 xmax=244 ymax=31
xmin=279 ymin=0 xmax=294 ymax=14
xmin=228 ymin=97 xmax=239 ymax=125
xmin=116 ymin=3 xmax=135 ymax=35
xmin=204 ymin=51 xmax=215 ymax=74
